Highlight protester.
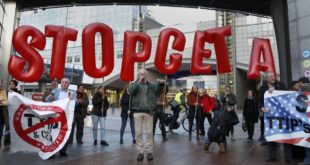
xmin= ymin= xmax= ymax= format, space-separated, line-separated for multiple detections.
xmin=0 ymin=78 xmax=8 ymax=148
xmin=120 ymin=86 xmax=135 ymax=144
xmin=187 ymin=86 xmax=202 ymax=141
xmin=257 ymin=71 xmax=292 ymax=163
xmin=43 ymin=80 xmax=58 ymax=102
xmin=153 ymin=86 xmax=169 ymax=142
xmin=220 ymin=85 xmax=237 ymax=141
xmin=68 ymin=85 xmax=89 ymax=144
xmin=242 ymin=90 xmax=258 ymax=140
xmin=128 ymin=68 xmax=165 ymax=161
xmin=290 ymin=80 xmax=301 ymax=91
xmin=169 ymin=88 xmax=187 ymax=133
xmin=46 ymin=78 xmax=76 ymax=157
xmin=9 ymin=80 xmax=21 ymax=94
xmin=204 ymin=99 xmax=229 ymax=153
xmin=200 ymin=89 xmax=215 ymax=136
xmin=298 ymin=77 xmax=310 ymax=164
xmin=91 ymin=86 xmax=109 ymax=146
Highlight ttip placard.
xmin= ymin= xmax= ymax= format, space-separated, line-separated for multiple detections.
xmin=8 ymin=92 xmax=75 ymax=160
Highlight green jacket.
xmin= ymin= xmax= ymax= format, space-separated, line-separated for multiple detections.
xmin=128 ymin=81 xmax=163 ymax=115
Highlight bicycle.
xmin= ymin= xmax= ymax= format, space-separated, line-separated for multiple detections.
xmin=162 ymin=108 xmax=196 ymax=133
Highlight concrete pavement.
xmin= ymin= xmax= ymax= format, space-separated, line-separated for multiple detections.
xmin=0 ymin=109 xmax=294 ymax=165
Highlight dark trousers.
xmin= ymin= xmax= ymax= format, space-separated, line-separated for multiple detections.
xmin=268 ymin=142 xmax=292 ymax=161
xmin=260 ymin=116 xmax=265 ymax=138
xmin=120 ymin=117 xmax=135 ymax=140
xmin=246 ymin=121 xmax=255 ymax=138
xmin=189 ymin=106 xmax=201 ymax=138
xmin=0 ymin=123 xmax=4 ymax=147
xmin=153 ymin=109 xmax=166 ymax=139
xmin=3 ymin=107 xmax=10 ymax=147
xmin=200 ymin=112 xmax=212 ymax=134
xmin=226 ymin=125 xmax=234 ymax=136
xmin=69 ymin=113 xmax=84 ymax=143
xmin=169 ymin=107 xmax=179 ymax=129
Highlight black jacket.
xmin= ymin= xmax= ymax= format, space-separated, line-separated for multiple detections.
xmin=91 ymin=92 xmax=109 ymax=117
xmin=243 ymin=97 xmax=259 ymax=123
xmin=257 ymin=81 xmax=287 ymax=110
xmin=74 ymin=92 xmax=89 ymax=118
xmin=120 ymin=93 xmax=133 ymax=118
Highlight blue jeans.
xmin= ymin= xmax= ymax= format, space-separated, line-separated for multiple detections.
xmin=92 ymin=115 xmax=106 ymax=141
xmin=120 ymin=117 xmax=135 ymax=140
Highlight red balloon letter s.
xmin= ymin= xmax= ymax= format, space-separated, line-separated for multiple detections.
xmin=45 ymin=26 xmax=78 ymax=80
xmin=247 ymin=38 xmax=276 ymax=79
xmin=154 ymin=28 xmax=185 ymax=74
xmin=8 ymin=26 xmax=45 ymax=82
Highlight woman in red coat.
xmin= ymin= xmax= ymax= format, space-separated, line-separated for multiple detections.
xmin=200 ymin=89 xmax=215 ymax=135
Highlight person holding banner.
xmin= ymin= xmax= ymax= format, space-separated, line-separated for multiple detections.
xmin=46 ymin=78 xmax=76 ymax=157
xmin=298 ymin=76 xmax=310 ymax=165
xmin=0 ymin=78 xmax=8 ymax=148
xmin=91 ymin=86 xmax=109 ymax=146
xmin=200 ymin=89 xmax=215 ymax=136
xmin=187 ymin=86 xmax=202 ymax=141
xmin=153 ymin=86 xmax=169 ymax=142
xmin=120 ymin=86 xmax=135 ymax=144
xmin=128 ymin=68 xmax=165 ymax=161
xmin=257 ymin=71 xmax=292 ymax=163
xmin=68 ymin=85 xmax=89 ymax=144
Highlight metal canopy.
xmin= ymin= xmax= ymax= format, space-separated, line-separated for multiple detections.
xmin=15 ymin=0 xmax=271 ymax=16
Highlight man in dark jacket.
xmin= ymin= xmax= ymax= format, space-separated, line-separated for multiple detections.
xmin=68 ymin=85 xmax=89 ymax=144
xmin=257 ymin=71 xmax=292 ymax=163
xmin=128 ymin=69 xmax=165 ymax=161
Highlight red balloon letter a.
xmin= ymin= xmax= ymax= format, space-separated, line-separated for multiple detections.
xmin=247 ymin=38 xmax=276 ymax=79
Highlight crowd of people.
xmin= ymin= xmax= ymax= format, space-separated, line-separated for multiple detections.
xmin=0 ymin=70 xmax=309 ymax=164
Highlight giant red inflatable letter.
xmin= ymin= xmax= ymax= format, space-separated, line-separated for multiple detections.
xmin=205 ymin=26 xmax=232 ymax=73
xmin=8 ymin=26 xmax=45 ymax=82
xmin=82 ymin=23 xmax=114 ymax=78
xmin=154 ymin=28 xmax=185 ymax=74
xmin=120 ymin=31 xmax=151 ymax=81
xmin=45 ymin=26 xmax=78 ymax=80
xmin=247 ymin=38 xmax=276 ymax=79
xmin=190 ymin=31 xmax=212 ymax=74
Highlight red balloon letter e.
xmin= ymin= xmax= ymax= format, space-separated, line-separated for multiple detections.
xmin=247 ymin=38 xmax=276 ymax=79
xmin=120 ymin=31 xmax=151 ymax=81
xmin=8 ymin=26 xmax=45 ymax=82
xmin=190 ymin=31 xmax=212 ymax=74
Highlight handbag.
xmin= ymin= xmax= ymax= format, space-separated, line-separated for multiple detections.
xmin=169 ymin=100 xmax=180 ymax=109
xmin=225 ymin=106 xmax=239 ymax=126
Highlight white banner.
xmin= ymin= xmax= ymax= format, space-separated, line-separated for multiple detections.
xmin=8 ymin=92 xmax=75 ymax=160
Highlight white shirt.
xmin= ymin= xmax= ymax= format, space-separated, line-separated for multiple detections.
xmin=59 ymin=90 xmax=70 ymax=100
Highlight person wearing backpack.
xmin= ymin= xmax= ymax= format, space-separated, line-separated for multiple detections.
xmin=200 ymin=89 xmax=215 ymax=136
xmin=204 ymin=106 xmax=229 ymax=153
xmin=169 ymin=88 xmax=187 ymax=133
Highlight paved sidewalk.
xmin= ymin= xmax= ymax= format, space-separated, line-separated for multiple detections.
xmin=0 ymin=109 xmax=291 ymax=165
